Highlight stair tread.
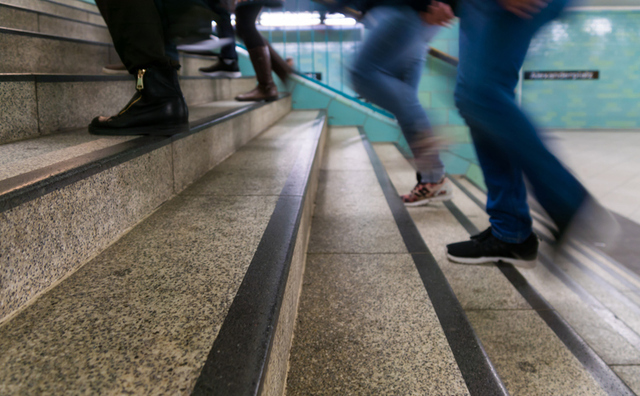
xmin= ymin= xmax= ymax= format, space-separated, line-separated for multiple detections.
xmin=0 ymin=100 xmax=252 ymax=188
xmin=286 ymin=127 xmax=472 ymax=395
xmin=0 ymin=110 xmax=322 ymax=394
xmin=373 ymin=142 xmax=636 ymax=395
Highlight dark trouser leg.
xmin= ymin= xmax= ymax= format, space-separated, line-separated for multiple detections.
xmin=235 ymin=5 xmax=266 ymax=50
xmin=213 ymin=8 xmax=238 ymax=60
xmin=95 ymin=0 xmax=172 ymax=73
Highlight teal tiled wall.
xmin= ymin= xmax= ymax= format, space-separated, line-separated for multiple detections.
xmin=523 ymin=10 xmax=640 ymax=129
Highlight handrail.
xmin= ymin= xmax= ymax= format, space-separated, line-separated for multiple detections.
xmin=428 ymin=47 xmax=459 ymax=67
xmin=292 ymin=71 xmax=395 ymax=118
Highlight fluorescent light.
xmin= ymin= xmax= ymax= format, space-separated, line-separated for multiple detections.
xmin=325 ymin=13 xmax=357 ymax=26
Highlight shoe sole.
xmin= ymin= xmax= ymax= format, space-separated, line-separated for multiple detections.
xmin=199 ymin=70 xmax=242 ymax=78
xmin=446 ymin=252 xmax=537 ymax=269
xmin=88 ymin=123 xmax=190 ymax=137
xmin=404 ymin=191 xmax=453 ymax=207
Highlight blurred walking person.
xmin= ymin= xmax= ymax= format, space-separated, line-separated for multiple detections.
xmin=446 ymin=0 xmax=618 ymax=267
xmin=349 ymin=0 xmax=458 ymax=206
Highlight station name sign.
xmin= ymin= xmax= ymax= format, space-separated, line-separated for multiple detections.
xmin=524 ymin=71 xmax=599 ymax=80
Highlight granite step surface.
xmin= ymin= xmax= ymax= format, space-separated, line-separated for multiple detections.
xmin=373 ymin=142 xmax=637 ymax=396
xmin=0 ymin=27 xmax=222 ymax=76
xmin=0 ymin=2 xmax=110 ymax=42
xmin=0 ymin=94 xmax=292 ymax=325
xmin=286 ymin=127 xmax=504 ymax=395
xmin=0 ymin=74 xmax=256 ymax=145
xmin=0 ymin=0 xmax=104 ymax=25
xmin=0 ymin=109 xmax=326 ymax=395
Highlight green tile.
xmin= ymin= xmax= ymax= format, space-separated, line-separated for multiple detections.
xmin=466 ymin=163 xmax=486 ymax=191
xmin=363 ymin=117 xmax=402 ymax=142
xmin=327 ymin=100 xmax=367 ymax=126
xmin=292 ymin=84 xmax=332 ymax=110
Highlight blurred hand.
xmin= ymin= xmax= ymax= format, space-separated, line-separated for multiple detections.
xmin=421 ymin=2 xmax=455 ymax=27
xmin=498 ymin=0 xmax=550 ymax=19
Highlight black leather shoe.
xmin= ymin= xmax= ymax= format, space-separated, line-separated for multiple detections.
xmin=89 ymin=67 xmax=189 ymax=136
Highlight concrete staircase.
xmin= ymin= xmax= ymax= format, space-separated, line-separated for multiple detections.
xmin=2 ymin=0 xmax=638 ymax=394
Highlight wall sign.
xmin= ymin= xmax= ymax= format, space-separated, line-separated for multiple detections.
xmin=524 ymin=71 xmax=599 ymax=80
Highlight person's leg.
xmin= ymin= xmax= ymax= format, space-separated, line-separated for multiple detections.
xmin=92 ymin=0 xmax=188 ymax=136
xmin=96 ymin=0 xmax=172 ymax=72
xmin=235 ymin=5 xmax=278 ymax=101
xmin=468 ymin=121 xmax=533 ymax=243
xmin=350 ymin=5 xmax=447 ymax=201
xmin=214 ymin=8 xmax=238 ymax=61
xmin=455 ymin=0 xmax=585 ymax=238
xmin=198 ymin=7 xmax=242 ymax=77
xmin=235 ymin=4 xmax=266 ymax=50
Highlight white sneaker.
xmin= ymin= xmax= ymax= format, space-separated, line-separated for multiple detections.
xmin=177 ymin=35 xmax=234 ymax=53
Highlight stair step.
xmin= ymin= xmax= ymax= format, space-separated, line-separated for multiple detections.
xmin=286 ymin=127 xmax=502 ymax=395
xmin=0 ymin=95 xmax=292 ymax=323
xmin=373 ymin=142 xmax=637 ymax=395
xmin=0 ymin=0 xmax=104 ymax=25
xmin=0 ymin=74 xmax=256 ymax=145
xmin=0 ymin=109 xmax=326 ymax=394
xmin=0 ymin=3 xmax=110 ymax=42
xmin=0 ymin=28 xmax=221 ymax=76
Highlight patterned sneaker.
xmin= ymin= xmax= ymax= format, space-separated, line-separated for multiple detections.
xmin=401 ymin=175 xmax=453 ymax=207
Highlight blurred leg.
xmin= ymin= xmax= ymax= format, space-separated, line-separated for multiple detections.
xmin=454 ymin=0 xmax=586 ymax=239
xmin=350 ymin=6 xmax=444 ymax=183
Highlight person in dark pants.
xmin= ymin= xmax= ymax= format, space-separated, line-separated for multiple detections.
xmin=234 ymin=0 xmax=293 ymax=101
xmin=90 ymin=0 xmax=217 ymax=136
xmin=198 ymin=5 xmax=242 ymax=78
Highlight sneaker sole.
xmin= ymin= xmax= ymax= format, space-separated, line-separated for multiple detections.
xmin=404 ymin=191 xmax=453 ymax=207
xmin=199 ymin=70 xmax=242 ymax=78
xmin=446 ymin=252 xmax=537 ymax=269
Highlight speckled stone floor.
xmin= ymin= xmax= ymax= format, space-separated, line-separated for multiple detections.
xmin=0 ymin=110 xmax=320 ymax=395
xmin=286 ymin=128 xmax=470 ymax=395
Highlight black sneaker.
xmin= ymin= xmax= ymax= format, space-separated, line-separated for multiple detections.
xmin=199 ymin=59 xmax=241 ymax=78
xmin=446 ymin=227 xmax=539 ymax=268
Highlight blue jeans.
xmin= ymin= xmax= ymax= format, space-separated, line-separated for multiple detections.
xmin=350 ymin=6 xmax=445 ymax=183
xmin=455 ymin=0 xmax=586 ymax=243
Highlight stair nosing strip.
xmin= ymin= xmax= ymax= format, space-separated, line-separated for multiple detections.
xmin=0 ymin=97 xmax=287 ymax=214
xmin=0 ymin=26 xmax=111 ymax=46
xmin=445 ymin=176 xmax=636 ymax=396
xmin=0 ymin=2 xmax=106 ymax=28
xmin=191 ymin=111 xmax=326 ymax=395
xmin=360 ymin=129 xmax=509 ymax=396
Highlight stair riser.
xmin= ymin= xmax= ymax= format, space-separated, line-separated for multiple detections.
xmin=0 ymin=0 xmax=104 ymax=25
xmin=0 ymin=30 xmax=117 ymax=74
xmin=0 ymin=97 xmax=292 ymax=323
xmin=1 ymin=29 xmax=224 ymax=76
xmin=0 ymin=5 xmax=111 ymax=43
xmin=0 ymin=77 xmax=257 ymax=145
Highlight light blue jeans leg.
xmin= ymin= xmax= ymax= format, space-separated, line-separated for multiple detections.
xmin=350 ymin=6 xmax=444 ymax=183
